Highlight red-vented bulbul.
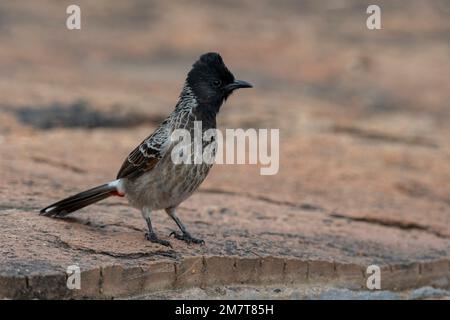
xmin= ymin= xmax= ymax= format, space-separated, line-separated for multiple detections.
xmin=40 ymin=52 xmax=252 ymax=247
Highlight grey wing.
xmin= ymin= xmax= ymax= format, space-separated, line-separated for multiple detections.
xmin=116 ymin=124 xmax=171 ymax=179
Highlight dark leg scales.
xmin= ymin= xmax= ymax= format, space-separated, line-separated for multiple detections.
xmin=146 ymin=232 xmax=172 ymax=247
xmin=165 ymin=207 xmax=205 ymax=245
xmin=145 ymin=232 xmax=172 ymax=248
xmin=143 ymin=214 xmax=172 ymax=248
xmin=169 ymin=231 xmax=205 ymax=245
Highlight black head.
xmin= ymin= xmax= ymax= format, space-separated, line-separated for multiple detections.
xmin=186 ymin=52 xmax=252 ymax=111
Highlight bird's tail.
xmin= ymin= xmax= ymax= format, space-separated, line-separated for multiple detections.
xmin=40 ymin=180 xmax=124 ymax=217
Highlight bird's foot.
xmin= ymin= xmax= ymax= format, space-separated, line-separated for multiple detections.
xmin=145 ymin=232 xmax=172 ymax=248
xmin=169 ymin=231 xmax=205 ymax=245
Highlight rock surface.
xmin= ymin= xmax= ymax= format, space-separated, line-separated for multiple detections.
xmin=0 ymin=1 xmax=450 ymax=299
xmin=134 ymin=285 xmax=450 ymax=300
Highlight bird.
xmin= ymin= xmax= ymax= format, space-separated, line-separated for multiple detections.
xmin=40 ymin=52 xmax=252 ymax=247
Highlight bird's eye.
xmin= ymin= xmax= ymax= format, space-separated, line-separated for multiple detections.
xmin=212 ymin=80 xmax=222 ymax=87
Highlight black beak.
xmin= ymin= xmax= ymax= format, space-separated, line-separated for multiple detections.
xmin=225 ymin=80 xmax=253 ymax=92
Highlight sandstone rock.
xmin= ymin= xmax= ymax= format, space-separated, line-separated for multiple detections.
xmin=1 ymin=0 xmax=450 ymax=299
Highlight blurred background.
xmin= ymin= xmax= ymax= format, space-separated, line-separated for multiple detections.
xmin=1 ymin=0 xmax=449 ymax=237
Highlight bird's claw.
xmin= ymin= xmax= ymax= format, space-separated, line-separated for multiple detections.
xmin=169 ymin=231 xmax=205 ymax=245
xmin=145 ymin=232 xmax=172 ymax=248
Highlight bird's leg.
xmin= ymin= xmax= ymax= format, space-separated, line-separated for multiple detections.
xmin=166 ymin=207 xmax=205 ymax=244
xmin=142 ymin=207 xmax=172 ymax=247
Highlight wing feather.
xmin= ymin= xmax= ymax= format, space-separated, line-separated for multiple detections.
xmin=117 ymin=122 xmax=171 ymax=179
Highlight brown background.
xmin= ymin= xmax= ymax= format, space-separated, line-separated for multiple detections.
xmin=0 ymin=0 xmax=450 ymax=298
